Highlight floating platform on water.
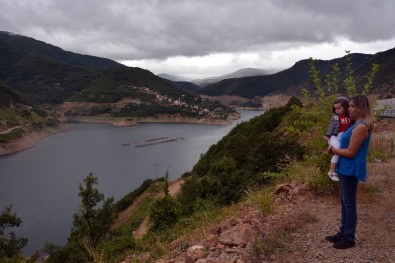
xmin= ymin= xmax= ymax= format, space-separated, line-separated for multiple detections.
xmin=134 ymin=137 xmax=185 ymax=147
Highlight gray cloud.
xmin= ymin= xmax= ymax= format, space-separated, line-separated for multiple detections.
xmin=1 ymin=0 xmax=395 ymax=76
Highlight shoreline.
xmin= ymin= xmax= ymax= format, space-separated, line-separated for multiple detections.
xmin=0 ymin=124 xmax=71 ymax=156
xmin=0 ymin=113 xmax=240 ymax=156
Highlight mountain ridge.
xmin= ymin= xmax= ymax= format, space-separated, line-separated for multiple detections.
xmin=199 ymin=49 xmax=395 ymax=99
xmin=0 ymin=31 xmax=193 ymax=104
xmin=192 ymin=67 xmax=274 ymax=87
xmin=0 ymin=31 xmax=124 ymax=69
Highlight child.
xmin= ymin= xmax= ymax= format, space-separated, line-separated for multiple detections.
xmin=324 ymin=96 xmax=351 ymax=181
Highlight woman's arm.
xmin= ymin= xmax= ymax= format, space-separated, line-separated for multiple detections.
xmin=329 ymin=123 xmax=368 ymax=158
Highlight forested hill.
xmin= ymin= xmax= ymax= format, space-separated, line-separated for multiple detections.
xmin=0 ymin=32 xmax=190 ymax=104
xmin=199 ymin=47 xmax=395 ymax=99
xmin=199 ymin=53 xmax=373 ymax=98
xmin=0 ymin=31 xmax=123 ymax=69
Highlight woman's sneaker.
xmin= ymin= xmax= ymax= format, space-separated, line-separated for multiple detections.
xmin=328 ymin=171 xmax=339 ymax=181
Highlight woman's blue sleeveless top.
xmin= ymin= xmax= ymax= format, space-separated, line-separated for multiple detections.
xmin=337 ymin=120 xmax=371 ymax=182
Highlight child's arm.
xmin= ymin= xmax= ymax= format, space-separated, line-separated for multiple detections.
xmin=325 ymin=114 xmax=340 ymax=138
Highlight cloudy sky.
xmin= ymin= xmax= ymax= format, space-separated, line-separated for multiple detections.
xmin=1 ymin=0 xmax=395 ymax=79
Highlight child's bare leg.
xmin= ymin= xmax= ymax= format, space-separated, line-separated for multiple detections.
xmin=330 ymin=162 xmax=336 ymax=172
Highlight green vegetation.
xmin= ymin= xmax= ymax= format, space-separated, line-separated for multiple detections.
xmin=0 ymin=83 xmax=63 ymax=146
xmin=0 ymin=205 xmax=28 ymax=261
xmin=115 ymin=179 xmax=154 ymax=213
xmin=48 ymin=174 xmax=116 ymax=263
xmin=149 ymin=175 xmax=180 ymax=231
xmin=178 ymin=101 xmax=306 ymax=215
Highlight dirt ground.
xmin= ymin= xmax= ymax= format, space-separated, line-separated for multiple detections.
xmin=273 ymin=157 xmax=395 ymax=263
xmin=270 ymin=119 xmax=395 ymax=262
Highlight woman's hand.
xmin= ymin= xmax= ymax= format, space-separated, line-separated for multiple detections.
xmin=327 ymin=146 xmax=333 ymax=154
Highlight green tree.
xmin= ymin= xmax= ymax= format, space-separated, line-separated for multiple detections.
xmin=68 ymin=173 xmax=115 ymax=262
xmin=343 ymin=50 xmax=357 ymax=96
xmin=286 ymin=96 xmax=303 ymax=108
xmin=363 ymin=63 xmax=380 ymax=95
xmin=149 ymin=172 xmax=180 ymax=231
xmin=0 ymin=205 xmax=28 ymax=259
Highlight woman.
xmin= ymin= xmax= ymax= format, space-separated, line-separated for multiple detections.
xmin=325 ymin=95 xmax=375 ymax=249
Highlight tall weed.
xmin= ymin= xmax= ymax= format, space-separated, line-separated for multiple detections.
xmin=369 ymin=131 xmax=395 ymax=161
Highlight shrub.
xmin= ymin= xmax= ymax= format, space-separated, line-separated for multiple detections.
xmin=32 ymin=106 xmax=48 ymax=117
xmin=46 ymin=117 xmax=59 ymax=127
xmin=149 ymin=195 xmax=180 ymax=231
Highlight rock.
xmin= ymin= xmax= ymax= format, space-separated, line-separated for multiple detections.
xmin=185 ymin=245 xmax=207 ymax=263
xmin=274 ymin=183 xmax=293 ymax=195
xmin=315 ymin=250 xmax=324 ymax=259
xmin=229 ymin=218 xmax=240 ymax=226
xmin=219 ymin=223 xmax=257 ymax=247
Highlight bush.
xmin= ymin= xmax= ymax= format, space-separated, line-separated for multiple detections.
xmin=286 ymin=96 xmax=303 ymax=108
xmin=32 ymin=106 xmax=48 ymax=117
xmin=46 ymin=117 xmax=59 ymax=127
xmin=32 ymin=122 xmax=43 ymax=130
xmin=149 ymin=195 xmax=180 ymax=231
xmin=19 ymin=109 xmax=31 ymax=118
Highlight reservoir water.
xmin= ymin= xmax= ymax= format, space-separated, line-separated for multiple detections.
xmin=0 ymin=110 xmax=262 ymax=255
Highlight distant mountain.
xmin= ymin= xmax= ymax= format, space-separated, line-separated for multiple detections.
xmin=158 ymin=73 xmax=190 ymax=82
xmin=193 ymin=68 xmax=273 ymax=87
xmin=0 ymin=31 xmax=123 ymax=69
xmin=163 ymin=80 xmax=201 ymax=94
xmin=159 ymin=68 xmax=274 ymax=93
xmin=0 ymin=31 xmax=190 ymax=104
xmin=198 ymin=51 xmax=395 ymax=99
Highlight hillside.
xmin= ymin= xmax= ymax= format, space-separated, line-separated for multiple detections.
xmin=199 ymin=53 xmax=374 ymax=98
xmin=0 ymin=83 xmax=69 ymax=155
xmin=199 ymin=48 xmax=395 ymax=99
xmin=155 ymin=156 xmax=395 ymax=263
xmin=111 ymin=118 xmax=395 ymax=263
xmin=164 ymin=80 xmax=201 ymax=94
xmin=0 ymin=31 xmax=194 ymax=105
xmin=115 ymin=118 xmax=395 ymax=263
xmin=0 ymin=31 xmax=123 ymax=69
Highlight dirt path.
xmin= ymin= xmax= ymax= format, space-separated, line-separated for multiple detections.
xmin=112 ymin=179 xmax=183 ymax=237
xmin=0 ymin=125 xmax=22 ymax=134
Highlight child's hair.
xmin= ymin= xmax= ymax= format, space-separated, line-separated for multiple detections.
xmin=332 ymin=96 xmax=350 ymax=116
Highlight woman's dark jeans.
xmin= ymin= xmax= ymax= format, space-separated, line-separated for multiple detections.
xmin=338 ymin=174 xmax=358 ymax=242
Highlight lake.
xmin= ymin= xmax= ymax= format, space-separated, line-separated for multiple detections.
xmin=0 ymin=110 xmax=263 ymax=255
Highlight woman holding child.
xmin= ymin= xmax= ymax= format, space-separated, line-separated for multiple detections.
xmin=325 ymin=95 xmax=374 ymax=249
